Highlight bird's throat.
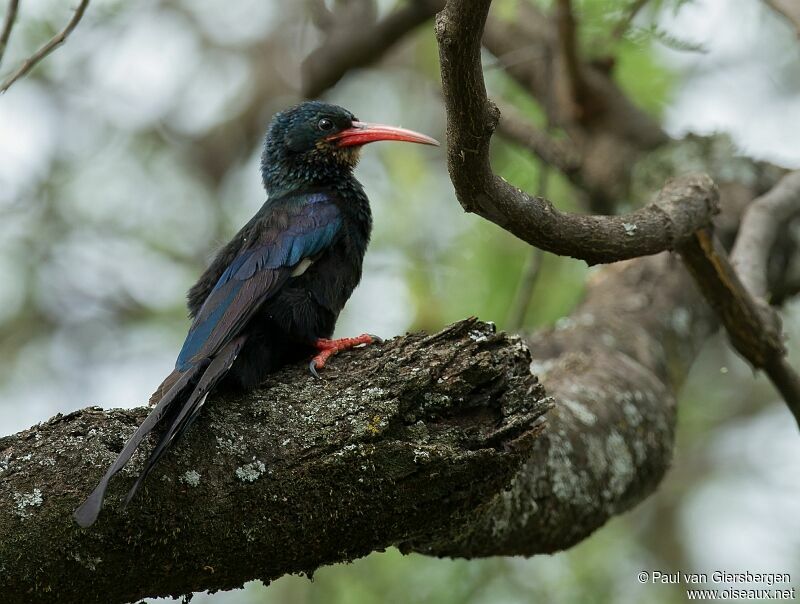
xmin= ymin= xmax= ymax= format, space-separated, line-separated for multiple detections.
xmin=262 ymin=146 xmax=361 ymax=198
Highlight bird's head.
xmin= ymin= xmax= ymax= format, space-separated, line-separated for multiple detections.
xmin=261 ymin=101 xmax=438 ymax=195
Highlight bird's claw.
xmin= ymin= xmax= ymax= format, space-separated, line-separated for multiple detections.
xmin=308 ymin=333 xmax=382 ymax=378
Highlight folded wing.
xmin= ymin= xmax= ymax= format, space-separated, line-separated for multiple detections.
xmin=74 ymin=196 xmax=342 ymax=527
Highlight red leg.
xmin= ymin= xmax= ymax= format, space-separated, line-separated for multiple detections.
xmin=309 ymin=334 xmax=381 ymax=378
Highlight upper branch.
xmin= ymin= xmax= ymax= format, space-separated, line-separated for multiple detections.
xmin=435 ymin=0 xmax=718 ymax=265
xmin=301 ymin=0 xmax=444 ymax=98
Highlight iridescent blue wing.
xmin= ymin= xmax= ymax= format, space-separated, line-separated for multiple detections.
xmin=74 ymin=194 xmax=342 ymax=527
xmin=175 ymin=197 xmax=341 ymax=372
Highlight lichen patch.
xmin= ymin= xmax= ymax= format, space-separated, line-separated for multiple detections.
xmin=180 ymin=470 xmax=201 ymax=487
xmin=14 ymin=488 xmax=43 ymax=518
xmin=235 ymin=460 xmax=266 ymax=483
xmin=561 ymin=398 xmax=597 ymax=426
xmin=605 ymin=431 xmax=634 ymax=499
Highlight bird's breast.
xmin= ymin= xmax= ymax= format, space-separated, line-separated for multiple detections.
xmin=300 ymin=238 xmax=364 ymax=314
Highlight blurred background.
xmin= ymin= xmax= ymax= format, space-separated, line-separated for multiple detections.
xmin=0 ymin=0 xmax=798 ymax=602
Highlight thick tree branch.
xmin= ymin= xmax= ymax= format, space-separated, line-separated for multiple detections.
xmin=0 ymin=0 xmax=90 ymax=94
xmin=2 ymin=247 xmax=723 ymax=601
xmin=415 ymin=252 xmax=716 ymax=556
xmin=301 ymin=0 xmax=444 ymax=98
xmin=435 ymin=0 xmax=718 ymax=265
xmin=0 ymin=319 xmax=549 ymax=603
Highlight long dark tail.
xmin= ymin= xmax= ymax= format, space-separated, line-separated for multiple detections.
xmin=73 ymin=336 xmax=246 ymax=528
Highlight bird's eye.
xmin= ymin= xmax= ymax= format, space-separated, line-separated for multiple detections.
xmin=317 ymin=118 xmax=334 ymax=131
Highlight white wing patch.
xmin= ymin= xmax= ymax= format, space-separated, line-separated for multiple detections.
xmin=291 ymin=257 xmax=314 ymax=277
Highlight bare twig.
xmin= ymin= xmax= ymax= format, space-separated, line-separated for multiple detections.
xmin=0 ymin=0 xmax=90 ymax=94
xmin=555 ymin=0 xmax=590 ymax=117
xmin=306 ymin=0 xmax=336 ymax=31
xmin=0 ymin=0 xmax=19 ymax=67
xmin=610 ymin=0 xmax=650 ymax=42
xmin=506 ymin=159 xmax=549 ymax=329
xmin=678 ymin=228 xmax=800 ymax=428
xmin=435 ymin=0 xmax=718 ymax=265
xmin=506 ymin=240 xmax=544 ymax=330
xmin=731 ymin=170 xmax=800 ymax=301
xmin=505 ymin=66 xmax=556 ymax=330
xmin=766 ymin=0 xmax=800 ymax=38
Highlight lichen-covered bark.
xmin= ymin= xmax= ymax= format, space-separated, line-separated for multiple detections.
xmin=0 ymin=251 xmax=720 ymax=604
xmin=0 ymin=320 xmax=548 ymax=603
xmin=1 ymin=246 xmax=779 ymax=603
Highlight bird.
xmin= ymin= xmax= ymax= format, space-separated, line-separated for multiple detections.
xmin=73 ymin=100 xmax=438 ymax=527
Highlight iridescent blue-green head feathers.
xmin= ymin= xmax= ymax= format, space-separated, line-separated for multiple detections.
xmin=260 ymin=101 xmax=359 ymax=196
xmin=260 ymin=100 xmax=439 ymax=196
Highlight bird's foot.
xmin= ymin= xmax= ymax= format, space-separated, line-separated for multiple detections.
xmin=309 ymin=334 xmax=382 ymax=378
